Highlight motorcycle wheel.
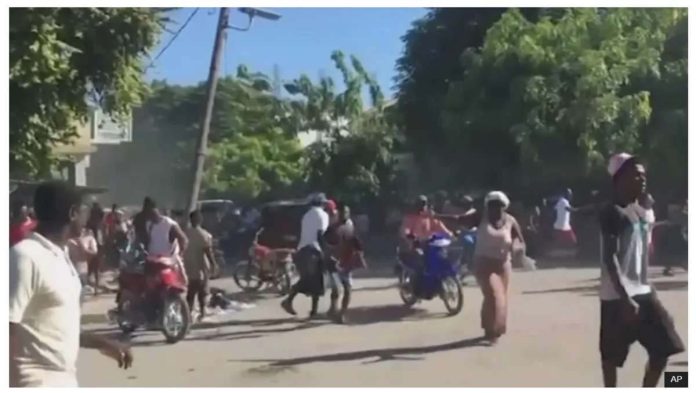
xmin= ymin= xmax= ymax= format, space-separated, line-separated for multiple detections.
xmin=457 ymin=261 xmax=470 ymax=285
xmin=232 ymin=261 xmax=264 ymax=293
xmin=440 ymin=276 xmax=464 ymax=316
xmin=161 ymin=294 xmax=190 ymax=344
xmin=399 ymin=271 xmax=418 ymax=307
xmin=116 ymin=297 xmax=137 ymax=335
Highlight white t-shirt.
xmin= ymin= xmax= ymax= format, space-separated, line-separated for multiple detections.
xmin=147 ymin=216 xmax=179 ymax=256
xmin=10 ymin=233 xmax=82 ymax=387
xmin=554 ymin=197 xmax=572 ymax=231
xmin=297 ymin=206 xmax=330 ymax=251
xmin=599 ymin=203 xmax=652 ymax=300
xmin=635 ymin=204 xmax=656 ymax=246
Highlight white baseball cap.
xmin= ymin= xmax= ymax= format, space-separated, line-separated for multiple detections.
xmin=607 ymin=153 xmax=634 ymax=177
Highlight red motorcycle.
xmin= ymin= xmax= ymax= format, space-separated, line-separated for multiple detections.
xmin=114 ymin=244 xmax=191 ymax=344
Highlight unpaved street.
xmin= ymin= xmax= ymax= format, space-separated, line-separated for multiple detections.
xmin=77 ymin=266 xmax=688 ymax=387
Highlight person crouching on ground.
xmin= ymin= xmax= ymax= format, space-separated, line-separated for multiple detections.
xmin=598 ymin=153 xmax=684 ymax=387
xmin=281 ymin=194 xmax=332 ymax=318
xmin=473 ymin=191 xmax=525 ymax=345
xmin=325 ymin=204 xmax=367 ymax=324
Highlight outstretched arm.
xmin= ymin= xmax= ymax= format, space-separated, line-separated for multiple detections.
xmin=433 ymin=219 xmax=454 ymax=238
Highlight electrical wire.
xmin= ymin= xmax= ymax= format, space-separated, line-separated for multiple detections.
xmin=147 ymin=8 xmax=200 ymax=69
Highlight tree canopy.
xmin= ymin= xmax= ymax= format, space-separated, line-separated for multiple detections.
xmin=285 ymin=51 xmax=402 ymax=210
xmin=440 ymin=8 xmax=687 ymax=196
xmin=101 ymin=51 xmax=396 ymax=205
xmin=9 ymin=8 xmax=166 ymax=176
xmin=394 ymin=8 xmax=542 ymax=162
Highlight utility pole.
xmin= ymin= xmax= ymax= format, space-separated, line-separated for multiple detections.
xmin=187 ymin=7 xmax=229 ymax=213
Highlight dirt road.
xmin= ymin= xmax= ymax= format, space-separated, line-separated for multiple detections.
xmin=77 ymin=266 xmax=688 ymax=387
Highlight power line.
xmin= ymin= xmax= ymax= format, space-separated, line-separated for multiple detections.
xmin=147 ymin=8 xmax=199 ymax=69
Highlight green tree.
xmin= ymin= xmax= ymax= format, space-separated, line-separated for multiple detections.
xmin=633 ymin=14 xmax=688 ymax=197
xmin=394 ymin=8 xmax=543 ymax=162
xmin=10 ymin=8 xmax=166 ymax=176
xmin=205 ymin=130 xmax=305 ymax=201
xmin=145 ymin=67 xmax=307 ymax=201
xmin=441 ymin=8 xmax=687 ymax=195
xmin=285 ymin=51 xmax=400 ymax=211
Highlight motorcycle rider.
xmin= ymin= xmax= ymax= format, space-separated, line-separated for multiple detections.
xmin=143 ymin=199 xmax=188 ymax=267
xmin=398 ymin=196 xmax=454 ymax=281
xmin=400 ymin=195 xmax=453 ymax=249
xmin=141 ymin=199 xmax=189 ymax=323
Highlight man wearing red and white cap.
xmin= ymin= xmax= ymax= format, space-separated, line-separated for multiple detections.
xmin=598 ymin=153 xmax=683 ymax=387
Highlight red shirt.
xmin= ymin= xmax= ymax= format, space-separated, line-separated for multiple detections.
xmin=10 ymin=219 xmax=36 ymax=246
xmin=104 ymin=212 xmax=116 ymax=236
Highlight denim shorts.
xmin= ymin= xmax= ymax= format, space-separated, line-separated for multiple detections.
xmin=326 ymin=270 xmax=353 ymax=290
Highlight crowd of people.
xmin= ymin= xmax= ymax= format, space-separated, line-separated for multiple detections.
xmin=8 ymin=152 xmax=686 ymax=387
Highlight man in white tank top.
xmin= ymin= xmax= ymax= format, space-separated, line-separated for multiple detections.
xmin=142 ymin=199 xmax=189 ymax=283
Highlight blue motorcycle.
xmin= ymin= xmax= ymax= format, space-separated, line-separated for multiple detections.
xmin=397 ymin=233 xmax=464 ymax=316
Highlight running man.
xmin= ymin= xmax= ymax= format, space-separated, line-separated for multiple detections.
xmin=599 ymin=153 xmax=684 ymax=387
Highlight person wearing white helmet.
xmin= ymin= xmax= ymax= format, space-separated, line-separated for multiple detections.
xmin=598 ymin=153 xmax=683 ymax=387
xmin=473 ymin=191 xmax=525 ymax=345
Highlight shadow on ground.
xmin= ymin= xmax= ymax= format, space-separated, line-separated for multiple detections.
xmin=237 ymin=335 xmax=488 ymax=375
xmin=522 ymin=280 xmax=687 ymax=296
xmin=353 ymin=283 xmax=397 ymax=292
xmin=88 ymin=316 xmax=332 ymax=348
xmin=130 ymin=320 xmax=329 ymax=347
xmin=344 ymin=304 xmax=433 ymax=325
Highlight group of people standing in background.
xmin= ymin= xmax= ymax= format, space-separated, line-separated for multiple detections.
xmin=10 ymin=199 xmax=129 ymax=295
